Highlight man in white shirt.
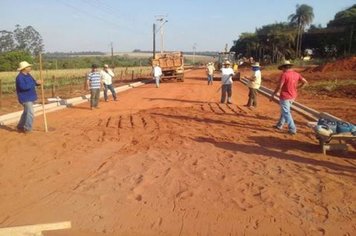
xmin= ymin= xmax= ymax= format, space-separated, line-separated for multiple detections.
xmin=221 ymin=60 xmax=235 ymax=104
xmin=153 ymin=63 xmax=162 ymax=88
xmin=244 ymin=62 xmax=262 ymax=108
xmin=206 ymin=62 xmax=215 ymax=85
xmin=101 ymin=64 xmax=117 ymax=102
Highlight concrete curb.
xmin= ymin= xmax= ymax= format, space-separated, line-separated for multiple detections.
xmin=240 ymin=78 xmax=327 ymax=121
xmin=0 ymin=80 xmax=150 ymax=126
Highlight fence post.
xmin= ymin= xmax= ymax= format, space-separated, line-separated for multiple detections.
xmin=0 ymin=79 xmax=2 ymax=109
xmin=69 ymin=76 xmax=73 ymax=96
xmin=51 ymin=76 xmax=56 ymax=98
xmin=120 ymin=70 xmax=123 ymax=80
xmin=131 ymin=70 xmax=134 ymax=81
xmin=83 ymin=74 xmax=87 ymax=90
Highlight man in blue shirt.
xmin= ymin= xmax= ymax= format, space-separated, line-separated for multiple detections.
xmin=15 ymin=61 xmax=41 ymax=133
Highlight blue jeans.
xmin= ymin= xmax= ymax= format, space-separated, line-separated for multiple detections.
xmin=103 ymin=84 xmax=117 ymax=101
xmin=276 ymin=99 xmax=296 ymax=133
xmin=17 ymin=101 xmax=34 ymax=131
xmin=154 ymin=76 xmax=160 ymax=88
xmin=207 ymin=75 xmax=213 ymax=85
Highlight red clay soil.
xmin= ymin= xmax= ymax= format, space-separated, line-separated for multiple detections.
xmin=305 ymin=57 xmax=356 ymax=73
xmin=253 ymin=68 xmax=356 ymax=124
xmin=0 ymin=69 xmax=355 ymax=236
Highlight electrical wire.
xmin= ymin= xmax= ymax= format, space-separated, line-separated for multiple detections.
xmin=58 ymin=0 xmax=121 ymax=28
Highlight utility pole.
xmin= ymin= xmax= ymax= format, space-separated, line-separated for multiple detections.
xmin=155 ymin=15 xmax=168 ymax=54
xmin=349 ymin=25 xmax=354 ymax=55
xmin=110 ymin=42 xmax=114 ymax=66
xmin=153 ymin=23 xmax=156 ymax=59
xmin=193 ymin=43 xmax=197 ymax=65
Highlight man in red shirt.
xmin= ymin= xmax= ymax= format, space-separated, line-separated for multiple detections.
xmin=270 ymin=61 xmax=308 ymax=135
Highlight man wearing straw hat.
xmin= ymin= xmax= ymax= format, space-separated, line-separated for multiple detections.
xmin=101 ymin=64 xmax=117 ymax=102
xmin=15 ymin=61 xmax=42 ymax=133
xmin=206 ymin=62 xmax=215 ymax=85
xmin=220 ymin=60 xmax=235 ymax=104
xmin=270 ymin=60 xmax=308 ymax=135
xmin=244 ymin=62 xmax=262 ymax=109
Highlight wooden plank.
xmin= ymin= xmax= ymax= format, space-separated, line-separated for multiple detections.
xmin=0 ymin=221 xmax=71 ymax=236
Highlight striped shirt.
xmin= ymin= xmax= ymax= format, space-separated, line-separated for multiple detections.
xmin=88 ymin=71 xmax=101 ymax=89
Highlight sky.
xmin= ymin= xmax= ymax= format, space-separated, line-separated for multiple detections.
xmin=1 ymin=0 xmax=354 ymax=53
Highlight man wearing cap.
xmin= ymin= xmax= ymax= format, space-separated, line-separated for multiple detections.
xmin=87 ymin=64 xmax=103 ymax=109
xmin=101 ymin=64 xmax=117 ymax=102
xmin=206 ymin=62 xmax=215 ymax=85
xmin=270 ymin=60 xmax=308 ymax=135
xmin=220 ymin=60 xmax=235 ymax=104
xmin=244 ymin=62 xmax=262 ymax=108
xmin=15 ymin=61 xmax=42 ymax=133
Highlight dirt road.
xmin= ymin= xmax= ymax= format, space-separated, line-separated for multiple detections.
xmin=0 ymin=69 xmax=355 ymax=235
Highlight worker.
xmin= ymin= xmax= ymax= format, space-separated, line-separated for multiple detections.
xmin=244 ymin=62 xmax=262 ymax=109
xmin=220 ymin=60 xmax=235 ymax=104
xmin=101 ymin=64 xmax=117 ymax=102
xmin=233 ymin=62 xmax=238 ymax=73
xmin=87 ymin=64 xmax=103 ymax=109
xmin=270 ymin=60 xmax=308 ymax=135
xmin=206 ymin=62 xmax=215 ymax=85
xmin=153 ymin=63 xmax=162 ymax=88
xmin=15 ymin=61 xmax=42 ymax=133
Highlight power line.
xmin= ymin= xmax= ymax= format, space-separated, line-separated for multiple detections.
xmin=81 ymin=0 xmax=122 ymax=22
xmin=58 ymin=0 xmax=121 ymax=28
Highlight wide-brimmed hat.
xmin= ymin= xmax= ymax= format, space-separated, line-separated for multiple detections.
xmin=251 ymin=62 xmax=260 ymax=68
xmin=223 ymin=60 xmax=231 ymax=65
xmin=17 ymin=61 xmax=32 ymax=71
xmin=278 ymin=60 xmax=293 ymax=70
xmin=104 ymin=64 xmax=109 ymax=68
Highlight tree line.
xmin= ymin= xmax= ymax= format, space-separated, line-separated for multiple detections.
xmin=0 ymin=24 xmax=44 ymax=71
xmin=230 ymin=4 xmax=356 ymax=63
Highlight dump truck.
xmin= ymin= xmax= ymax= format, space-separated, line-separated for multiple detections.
xmin=152 ymin=52 xmax=184 ymax=82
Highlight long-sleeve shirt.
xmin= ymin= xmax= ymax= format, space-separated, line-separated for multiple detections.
xmin=207 ymin=65 xmax=215 ymax=75
xmin=247 ymin=70 xmax=262 ymax=89
xmin=16 ymin=72 xmax=38 ymax=103
xmin=101 ymin=69 xmax=115 ymax=85
xmin=221 ymin=68 xmax=234 ymax=84
xmin=153 ymin=66 xmax=162 ymax=77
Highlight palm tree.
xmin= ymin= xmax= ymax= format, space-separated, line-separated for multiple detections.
xmin=289 ymin=4 xmax=314 ymax=58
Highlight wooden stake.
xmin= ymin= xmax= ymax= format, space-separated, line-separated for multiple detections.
xmin=0 ymin=79 xmax=2 ymax=109
xmin=39 ymin=54 xmax=48 ymax=132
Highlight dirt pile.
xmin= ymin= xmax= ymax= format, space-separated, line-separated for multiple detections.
xmin=307 ymin=57 xmax=356 ymax=72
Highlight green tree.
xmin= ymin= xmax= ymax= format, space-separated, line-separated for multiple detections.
xmin=256 ymin=23 xmax=296 ymax=62
xmin=0 ymin=50 xmax=33 ymax=71
xmin=327 ymin=4 xmax=356 ymax=55
xmin=13 ymin=25 xmax=44 ymax=55
xmin=231 ymin=23 xmax=295 ymax=63
xmin=288 ymin=4 xmax=314 ymax=57
xmin=0 ymin=30 xmax=15 ymax=53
